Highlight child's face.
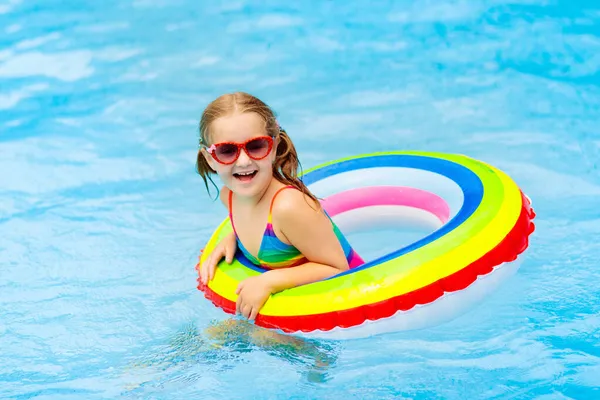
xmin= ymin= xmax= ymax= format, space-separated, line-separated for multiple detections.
xmin=203 ymin=112 xmax=278 ymax=198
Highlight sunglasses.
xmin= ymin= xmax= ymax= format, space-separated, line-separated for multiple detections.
xmin=204 ymin=136 xmax=274 ymax=165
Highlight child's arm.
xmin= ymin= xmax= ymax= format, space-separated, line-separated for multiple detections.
xmin=199 ymin=186 xmax=236 ymax=284
xmin=264 ymin=189 xmax=350 ymax=290
xmin=235 ymin=189 xmax=349 ymax=320
xmin=200 ymin=231 xmax=236 ymax=284
xmin=219 ymin=185 xmax=230 ymax=210
xmin=261 ymin=261 xmax=346 ymax=293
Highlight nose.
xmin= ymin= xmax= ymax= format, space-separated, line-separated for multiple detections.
xmin=235 ymin=148 xmax=252 ymax=167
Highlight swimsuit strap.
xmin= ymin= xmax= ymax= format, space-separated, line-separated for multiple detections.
xmin=268 ymin=185 xmax=296 ymax=218
xmin=228 ymin=188 xmax=235 ymax=232
xmin=228 ymin=185 xmax=296 ymax=231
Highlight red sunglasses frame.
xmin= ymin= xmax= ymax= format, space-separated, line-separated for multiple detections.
xmin=205 ymin=135 xmax=274 ymax=165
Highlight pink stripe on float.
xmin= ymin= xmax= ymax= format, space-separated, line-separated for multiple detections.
xmin=320 ymin=186 xmax=451 ymax=224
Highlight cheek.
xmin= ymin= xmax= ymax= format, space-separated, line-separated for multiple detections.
xmin=203 ymin=151 xmax=219 ymax=172
xmin=261 ymin=154 xmax=276 ymax=169
xmin=268 ymin=148 xmax=278 ymax=164
xmin=210 ymin=161 xmax=233 ymax=177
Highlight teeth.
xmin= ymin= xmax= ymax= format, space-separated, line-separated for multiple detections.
xmin=236 ymin=171 xmax=255 ymax=176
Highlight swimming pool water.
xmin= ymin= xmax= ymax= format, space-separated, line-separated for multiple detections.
xmin=1 ymin=0 xmax=599 ymax=398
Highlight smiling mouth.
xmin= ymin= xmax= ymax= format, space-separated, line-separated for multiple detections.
xmin=233 ymin=171 xmax=258 ymax=181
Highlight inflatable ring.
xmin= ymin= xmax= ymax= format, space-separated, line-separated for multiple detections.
xmin=196 ymin=151 xmax=535 ymax=339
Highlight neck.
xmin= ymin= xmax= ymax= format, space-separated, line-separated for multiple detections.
xmin=236 ymin=178 xmax=285 ymax=207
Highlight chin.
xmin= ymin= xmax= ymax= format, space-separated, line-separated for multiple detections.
xmin=227 ymin=170 xmax=271 ymax=198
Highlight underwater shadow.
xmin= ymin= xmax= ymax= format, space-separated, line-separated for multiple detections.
xmin=120 ymin=318 xmax=340 ymax=395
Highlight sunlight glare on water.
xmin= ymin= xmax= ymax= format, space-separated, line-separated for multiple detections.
xmin=1 ymin=0 xmax=600 ymax=398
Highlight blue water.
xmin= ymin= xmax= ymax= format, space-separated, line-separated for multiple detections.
xmin=1 ymin=0 xmax=599 ymax=398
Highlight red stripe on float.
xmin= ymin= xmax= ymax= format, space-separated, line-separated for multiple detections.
xmin=196 ymin=191 xmax=535 ymax=333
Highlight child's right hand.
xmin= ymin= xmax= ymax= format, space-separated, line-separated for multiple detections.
xmin=200 ymin=231 xmax=237 ymax=285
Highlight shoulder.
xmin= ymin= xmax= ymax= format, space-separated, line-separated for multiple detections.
xmin=271 ymin=187 xmax=322 ymax=224
xmin=219 ymin=185 xmax=231 ymax=210
xmin=271 ymin=187 xmax=349 ymax=270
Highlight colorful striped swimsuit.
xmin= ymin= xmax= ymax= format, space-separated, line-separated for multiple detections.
xmin=229 ymin=186 xmax=364 ymax=270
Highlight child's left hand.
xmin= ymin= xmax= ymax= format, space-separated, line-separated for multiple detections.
xmin=235 ymin=275 xmax=274 ymax=321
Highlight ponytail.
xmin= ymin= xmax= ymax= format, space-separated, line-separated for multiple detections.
xmin=273 ymin=129 xmax=320 ymax=208
xmin=195 ymin=149 xmax=219 ymax=200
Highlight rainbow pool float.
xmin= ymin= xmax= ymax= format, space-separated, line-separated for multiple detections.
xmin=196 ymin=152 xmax=535 ymax=339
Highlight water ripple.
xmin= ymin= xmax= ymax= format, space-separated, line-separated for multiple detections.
xmin=1 ymin=0 xmax=599 ymax=399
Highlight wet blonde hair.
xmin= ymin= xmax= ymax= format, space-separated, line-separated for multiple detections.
xmin=196 ymin=92 xmax=318 ymax=205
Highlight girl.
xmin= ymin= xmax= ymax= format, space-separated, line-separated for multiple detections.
xmin=196 ymin=92 xmax=363 ymax=321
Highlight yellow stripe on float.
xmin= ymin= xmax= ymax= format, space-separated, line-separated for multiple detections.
xmin=259 ymin=159 xmax=523 ymax=316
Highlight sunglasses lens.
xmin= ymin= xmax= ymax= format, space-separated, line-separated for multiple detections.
xmin=245 ymin=138 xmax=271 ymax=159
xmin=214 ymin=143 xmax=239 ymax=163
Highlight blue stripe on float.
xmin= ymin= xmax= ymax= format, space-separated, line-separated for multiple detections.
xmin=303 ymin=153 xmax=473 ymax=185
xmin=233 ymin=248 xmax=267 ymax=272
xmin=237 ymin=154 xmax=484 ymax=276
